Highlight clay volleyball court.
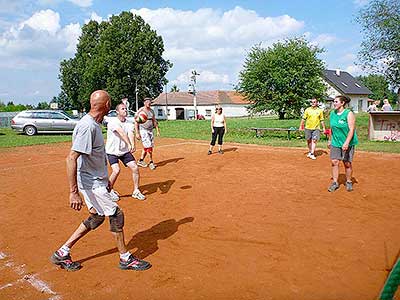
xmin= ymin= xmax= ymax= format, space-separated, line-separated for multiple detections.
xmin=0 ymin=138 xmax=399 ymax=300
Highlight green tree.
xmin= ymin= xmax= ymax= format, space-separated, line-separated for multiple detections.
xmin=356 ymin=0 xmax=400 ymax=102
xmin=36 ymin=101 xmax=50 ymax=109
xmin=356 ymin=74 xmax=397 ymax=102
xmin=59 ymin=12 xmax=171 ymax=110
xmin=51 ymin=91 xmax=74 ymax=111
xmin=237 ymin=38 xmax=326 ymax=119
xmin=170 ymin=84 xmax=180 ymax=92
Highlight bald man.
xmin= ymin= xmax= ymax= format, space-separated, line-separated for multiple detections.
xmin=50 ymin=90 xmax=151 ymax=271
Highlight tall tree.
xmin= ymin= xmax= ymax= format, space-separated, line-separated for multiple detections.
xmin=170 ymin=84 xmax=180 ymax=92
xmin=237 ymin=38 xmax=326 ymax=119
xmin=356 ymin=0 xmax=400 ymax=102
xmin=356 ymin=74 xmax=397 ymax=102
xmin=59 ymin=11 xmax=171 ymax=110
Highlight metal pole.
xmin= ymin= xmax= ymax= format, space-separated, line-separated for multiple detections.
xmin=135 ymin=79 xmax=138 ymax=112
xmin=193 ymin=91 xmax=197 ymax=120
xmin=165 ymin=83 xmax=168 ymax=120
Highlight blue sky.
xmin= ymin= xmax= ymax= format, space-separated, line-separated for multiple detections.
xmin=0 ymin=0 xmax=370 ymax=105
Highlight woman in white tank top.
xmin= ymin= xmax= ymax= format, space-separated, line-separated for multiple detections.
xmin=208 ymin=106 xmax=227 ymax=155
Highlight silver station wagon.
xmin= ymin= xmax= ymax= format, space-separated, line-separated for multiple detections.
xmin=11 ymin=110 xmax=79 ymax=136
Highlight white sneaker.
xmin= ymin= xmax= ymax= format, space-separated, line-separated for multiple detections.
xmin=132 ymin=190 xmax=146 ymax=200
xmin=109 ymin=189 xmax=120 ymax=202
xmin=149 ymin=162 xmax=157 ymax=170
xmin=306 ymin=152 xmax=312 ymax=158
xmin=137 ymin=160 xmax=148 ymax=168
xmin=309 ymin=154 xmax=316 ymax=160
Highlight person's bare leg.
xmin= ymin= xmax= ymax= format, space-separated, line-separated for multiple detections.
xmin=140 ymin=150 xmax=147 ymax=161
xmin=63 ymin=223 xmax=90 ymax=249
xmin=344 ymin=161 xmax=353 ymax=182
xmin=307 ymin=139 xmax=311 ymax=153
xmin=112 ymin=231 xmax=127 ymax=254
xmin=310 ymin=139 xmax=317 ymax=155
xmin=331 ymin=159 xmax=340 ymax=183
xmin=127 ymin=161 xmax=139 ymax=191
xmin=109 ymin=163 xmax=121 ymax=189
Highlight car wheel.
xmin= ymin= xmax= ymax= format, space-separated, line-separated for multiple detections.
xmin=24 ymin=125 xmax=37 ymax=136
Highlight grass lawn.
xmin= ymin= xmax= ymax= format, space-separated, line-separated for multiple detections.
xmin=1 ymin=113 xmax=399 ymax=153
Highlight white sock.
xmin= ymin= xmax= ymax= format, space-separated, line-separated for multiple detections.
xmin=120 ymin=252 xmax=131 ymax=261
xmin=57 ymin=245 xmax=70 ymax=256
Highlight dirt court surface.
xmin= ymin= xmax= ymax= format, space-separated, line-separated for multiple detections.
xmin=0 ymin=137 xmax=399 ymax=300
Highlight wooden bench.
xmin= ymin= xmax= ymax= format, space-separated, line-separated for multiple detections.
xmin=251 ymin=127 xmax=298 ymax=140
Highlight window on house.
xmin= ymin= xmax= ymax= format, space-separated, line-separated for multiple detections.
xmin=341 ymin=82 xmax=348 ymax=87
xmin=167 ymin=109 xmax=170 ymax=116
xmin=157 ymin=109 xmax=163 ymax=117
xmin=355 ymin=83 xmax=361 ymax=88
xmin=205 ymin=109 xmax=211 ymax=116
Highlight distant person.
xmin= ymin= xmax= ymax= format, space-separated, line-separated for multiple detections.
xmin=50 ymin=90 xmax=151 ymax=271
xmin=106 ymin=102 xmax=145 ymax=201
xmin=299 ymin=98 xmax=326 ymax=160
xmin=367 ymin=100 xmax=380 ymax=112
xmin=382 ymin=99 xmax=393 ymax=111
xmin=208 ymin=106 xmax=227 ymax=155
xmin=135 ymin=98 xmax=160 ymax=170
xmin=327 ymin=95 xmax=358 ymax=192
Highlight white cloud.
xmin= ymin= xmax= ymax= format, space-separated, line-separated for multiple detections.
xmin=353 ymin=0 xmax=369 ymax=6
xmin=174 ymin=69 xmax=229 ymax=85
xmin=131 ymin=6 xmax=304 ymax=89
xmin=85 ymin=12 xmax=103 ymax=24
xmin=68 ymin=0 xmax=92 ymax=8
xmin=311 ymin=34 xmax=338 ymax=47
xmin=345 ymin=64 xmax=363 ymax=75
xmin=20 ymin=9 xmax=60 ymax=35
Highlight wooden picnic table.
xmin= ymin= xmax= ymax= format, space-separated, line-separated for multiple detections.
xmin=251 ymin=127 xmax=298 ymax=140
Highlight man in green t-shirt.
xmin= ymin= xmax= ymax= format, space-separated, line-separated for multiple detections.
xmin=299 ymin=98 xmax=326 ymax=160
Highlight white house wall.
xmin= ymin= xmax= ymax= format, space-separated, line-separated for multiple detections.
xmin=153 ymin=105 xmax=249 ymax=120
xmin=323 ymin=80 xmax=369 ymax=112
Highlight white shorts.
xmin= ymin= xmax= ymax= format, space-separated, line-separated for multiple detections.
xmin=140 ymin=129 xmax=154 ymax=149
xmin=80 ymin=186 xmax=118 ymax=216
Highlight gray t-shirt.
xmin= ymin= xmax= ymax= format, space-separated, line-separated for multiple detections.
xmin=72 ymin=114 xmax=108 ymax=190
xmin=138 ymin=108 xmax=155 ymax=131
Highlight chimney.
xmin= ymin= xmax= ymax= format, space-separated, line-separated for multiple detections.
xmin=335 ymin=69 xmax=341 ymax=76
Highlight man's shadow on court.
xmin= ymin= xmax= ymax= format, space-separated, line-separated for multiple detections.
xmin=315 ymin=149 xmax=328 ymax=157
xmin=156 ymin=157 xmax=184 ymax=167
xmin=141 ymin=179 xmax=175 ymax=195
xmin=121 ymin=180 xmax=175 ymax=197
xmin=77 ymin=217 xmax=194 ymax=264
xmin=128 ymin=217 xmax=194 ymax=259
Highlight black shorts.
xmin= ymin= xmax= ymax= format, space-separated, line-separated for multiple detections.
xmin=107 ymin=152 xmax=135 ymax=167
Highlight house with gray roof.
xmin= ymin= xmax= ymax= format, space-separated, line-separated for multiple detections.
xmin=323 ymin=69 xmax=372 ymax=112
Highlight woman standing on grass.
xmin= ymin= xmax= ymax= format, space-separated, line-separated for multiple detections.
xmin=208 ymin=106 xmax=227 ymax=155
xmin=327 ymin=95 xmax=358 ymax=192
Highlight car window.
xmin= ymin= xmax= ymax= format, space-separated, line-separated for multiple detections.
xmin=32 ymin=112 xmax=51 ymax=119
xmin=18 ymin=111 xmax=33 ymax=118
xmin=108 ymin=111 xmax=117 ymax=117
xmin=50 ymin=112 xmax=66 ymax=119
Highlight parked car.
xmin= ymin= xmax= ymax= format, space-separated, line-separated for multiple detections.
xmin=103 ymin=109 xmax=135 ymax=127
xmin=11 ymin=110 xmax=79 ymax=136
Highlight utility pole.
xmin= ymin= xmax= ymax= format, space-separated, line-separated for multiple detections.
xmin=165 ymin=83 xmax=168 ymax=120
xmin=135 ymin=79 xmax=139 ymax=112
xmin=189 ymin=70 xmax=200 ymax=120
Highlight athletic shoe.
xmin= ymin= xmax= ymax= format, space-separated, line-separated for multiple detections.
xmin=328 ymin=182 xmax=339 ymax=192
xmin=207 ymin=150 xmax=212 ymax=155
xmin=137 ymin=160 xmax=148 ymax=168
xmin=346 ymin=181 xmax=353 ymax=192
xmin=119 ymin=254 xmax=151 ymax=271
xmin=132 ymin=190 xmax=146 ymax=200
xmin=306 ymin=152 xmax=312 ymax=158
xmin=218 ymin=150 xmax=224 ymax=154
xmin=309 ymin=154 xmax=316 ymax=160
xmin=109 ymin=189 xmax=120 ymax=202
xmin=50 ymin=251 xmax=81 ymax=271
xmin=149 ymin=162 xmax=157 ymax=170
